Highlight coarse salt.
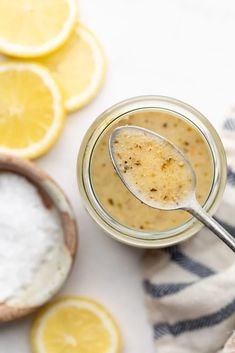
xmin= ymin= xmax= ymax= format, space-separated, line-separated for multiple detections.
xmin=0 ymin=172 xmax=63 ymax=302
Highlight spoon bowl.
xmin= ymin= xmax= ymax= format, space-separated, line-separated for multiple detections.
xmin=109 ymin=125 xmax=197 ymax=211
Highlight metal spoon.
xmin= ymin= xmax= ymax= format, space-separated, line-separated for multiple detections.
xmin=109 ymin=125 xmax=235 ymax=252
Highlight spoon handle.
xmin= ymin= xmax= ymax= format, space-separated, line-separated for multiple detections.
xmin=186 ymin=201 xmax=235 ymax=252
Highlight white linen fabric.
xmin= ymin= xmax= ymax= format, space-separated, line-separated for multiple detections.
xmin=143 ymin=119 xmax=235 ymax=353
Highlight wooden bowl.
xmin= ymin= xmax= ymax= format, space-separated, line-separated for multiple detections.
xmin=0 ymin=154 xmax=77 ymax=322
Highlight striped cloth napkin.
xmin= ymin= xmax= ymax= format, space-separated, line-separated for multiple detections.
xmin=142 ymin=117 xmax=235 ymax=353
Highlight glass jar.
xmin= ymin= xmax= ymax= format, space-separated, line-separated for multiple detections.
xmin=77 ymin=96 xmax=227 ymax=248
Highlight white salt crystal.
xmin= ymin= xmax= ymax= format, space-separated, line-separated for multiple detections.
xmin=0 ymin=172 xmax=63 ymax=302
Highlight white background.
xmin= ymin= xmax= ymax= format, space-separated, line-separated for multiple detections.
xmin=1 ymin=1 xmax=235 ymax=352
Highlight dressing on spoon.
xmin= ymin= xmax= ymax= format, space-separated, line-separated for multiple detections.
xmin=109 ymin=126 xmax=235 ymax=252
xmin=110 ymin=126 xmax=194 ymax=209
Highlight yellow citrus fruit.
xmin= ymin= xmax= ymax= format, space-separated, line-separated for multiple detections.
xmin=31 ymin=296 xmax=122 ymax=353
xmin=0 ymin=0 xmax=77 ymax=58
xmin=37 ymin=23 xmax=106 ymax=112
xmin=0 ymin=62 xmax=64 ymax=159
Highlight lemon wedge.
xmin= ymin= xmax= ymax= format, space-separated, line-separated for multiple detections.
xmin=0 ymin=62 xmax=64 ymax=159
xmin=31 ymin=296 xmax=122 ymax=353
xmin=0 ymin=0 xmax=77 ymax=57
xmin=37 ymin=23 xmax=106 ymax=112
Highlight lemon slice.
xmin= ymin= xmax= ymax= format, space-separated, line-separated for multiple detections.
xmin=37 ymin=23 xmax=106 ymax=112
xmin=0 ymin=0 xmax=77 ymax=58
xmin=0 ymin=62 xmax=64 ymax=159
xmin=31 ymin=296 xmax=122 ymax=353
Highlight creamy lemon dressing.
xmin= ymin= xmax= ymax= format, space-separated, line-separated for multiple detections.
xmin=112 ymin=128 xmax=194 ymax=208
xmin=91 ymin=111 xmax=214 ymax=231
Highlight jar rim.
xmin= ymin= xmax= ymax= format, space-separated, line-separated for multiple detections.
xmin=77 ymin=95 xmax=227 ymax=248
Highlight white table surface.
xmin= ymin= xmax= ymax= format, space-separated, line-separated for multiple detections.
xmin=1 ymin=1 xmax=235 ymax=352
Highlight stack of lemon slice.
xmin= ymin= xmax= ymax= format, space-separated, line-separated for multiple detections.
xmin=0 ymin=0 xmax=106 ymax=159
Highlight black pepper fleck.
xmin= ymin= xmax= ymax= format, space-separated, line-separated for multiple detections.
xmin=134 ymin=161 xmax=141 ymax=166
xmin=108 ymin=198 xmax=114 ymax=206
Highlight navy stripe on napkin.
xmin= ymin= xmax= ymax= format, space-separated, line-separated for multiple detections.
xmin=154 ymin=298 xmax=235 ymax=340
xmin=144 ymin=279 xmax=193 ymax=298
xmin=224 ymin=118 xmax=235 ymax=131
xmin=228 ymin=167 xmax=235 ymax=186
xmin=165 ymin=246 xmax=215 ymax=278
xmin=214 ymin=217 xmax=235 ymax=237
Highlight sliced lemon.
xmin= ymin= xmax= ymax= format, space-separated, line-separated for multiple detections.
xmin=0 ymin=62 xmax=64 ymax=159
xmin=0 ymin=0 xmax=77 ymax=58
xmin=31 ymin=296 xmax=122 ymax=353
xmin=37 ymin=23 xmax=106 ymax=112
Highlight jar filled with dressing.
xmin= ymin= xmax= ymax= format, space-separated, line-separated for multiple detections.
xmin=77 ymin=96 xmax=227 ymax=247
